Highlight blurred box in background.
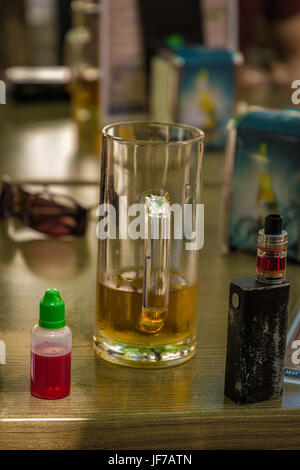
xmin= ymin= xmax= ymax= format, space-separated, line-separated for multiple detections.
xmin=5 ymin=66 xmax=71 ymax=102
xmin=224 ymin=107 xmax=300 ymax=262
xmin=101 ymin=0 xmax=204 ymax=122
xmin=101 ymin=0 xmax=150 ymax=122
xmin=100 ymin=0 xmax=239 ymax=124
xmin=150 ymin=46 xmax=242 ymax=148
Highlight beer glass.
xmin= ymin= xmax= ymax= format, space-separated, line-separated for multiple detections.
xmin=94 ymin=122 xmax=204 ymax=367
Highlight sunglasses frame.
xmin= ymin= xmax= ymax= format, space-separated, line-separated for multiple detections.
xmin=0 ymin=178 xmax=89 ymax=237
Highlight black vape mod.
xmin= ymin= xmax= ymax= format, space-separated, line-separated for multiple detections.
xmin=225 ymin=214 xmax=290 ymax=404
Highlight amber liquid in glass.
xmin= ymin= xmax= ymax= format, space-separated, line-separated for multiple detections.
xmin=95 ymin=269 xmax=198 ymax=347
xmin=68 ymin=72 xmax=101 ymax=153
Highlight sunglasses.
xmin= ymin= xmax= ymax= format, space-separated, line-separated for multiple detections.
xmin=0 ymin=178 xmax=90 ymax=237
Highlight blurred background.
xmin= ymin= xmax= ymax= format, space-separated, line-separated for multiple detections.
xmin=0 ymin=0 xmax=300 ymax=252
xmin=1 ymin=0 xmax=300 ymax=154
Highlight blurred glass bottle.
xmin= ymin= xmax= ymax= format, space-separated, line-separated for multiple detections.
xmin=65 ymin=0 xmax=102 ymax=155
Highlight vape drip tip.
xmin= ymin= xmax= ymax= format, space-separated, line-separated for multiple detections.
xmin=256 ymin=214 xmax=288 ymax=284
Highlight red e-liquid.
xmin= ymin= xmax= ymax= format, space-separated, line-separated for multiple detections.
xmin=256 ymin=214 xmax=288 ymax=284
xmin=30 ymin=289 xmax=72 ymax=399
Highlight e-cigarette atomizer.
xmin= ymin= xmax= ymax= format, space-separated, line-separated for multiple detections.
xmin=256 ymin=214 xmax=288 ymax=284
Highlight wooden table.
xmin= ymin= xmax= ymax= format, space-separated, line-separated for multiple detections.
xmin=0 ymin=103 xmax=300 ymax=450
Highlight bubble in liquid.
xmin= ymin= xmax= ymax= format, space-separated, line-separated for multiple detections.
xmin=138 ymin=306 xmax=168 ymax=334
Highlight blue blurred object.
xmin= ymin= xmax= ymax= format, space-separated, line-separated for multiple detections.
xmin=225 ymin=107 xmax=300 ymax=262
xmin=151 ymin=46 xmax=242 ymax=148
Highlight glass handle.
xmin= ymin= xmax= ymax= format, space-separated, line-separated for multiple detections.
xmin=138 ymin=193 xmax=171 ymax=334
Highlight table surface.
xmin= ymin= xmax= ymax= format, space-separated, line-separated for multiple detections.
xmin=1 ymin=102 xmax=300 ymax=450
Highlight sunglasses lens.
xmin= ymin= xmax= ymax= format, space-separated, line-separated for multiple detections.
xmin=0 ymin=182 xmax=88 ymax=237
xmin=21 ymin=192 xmax=87 ymax=237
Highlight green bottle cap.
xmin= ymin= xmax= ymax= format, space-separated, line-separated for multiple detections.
xmin=39 ymin=289 xmax=66 ymax=329
xmin=166 ymin=33 xmax=185 ymax=48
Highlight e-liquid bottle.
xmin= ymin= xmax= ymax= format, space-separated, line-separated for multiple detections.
xmin=225 ymin=214 xmax=290 ymax=404
xmin=30 ymin=289 xmax=72 ymax=399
